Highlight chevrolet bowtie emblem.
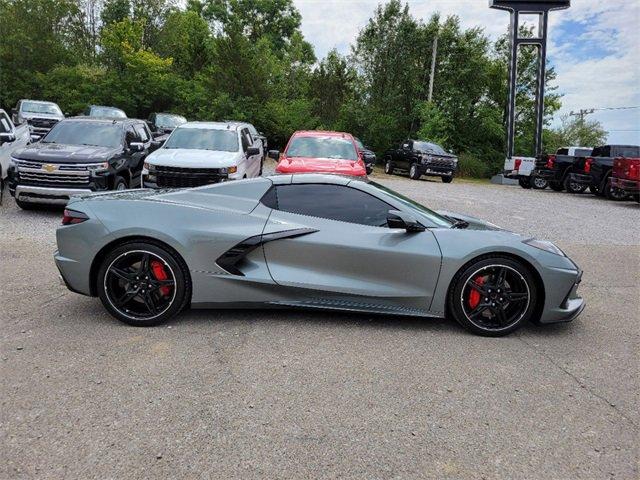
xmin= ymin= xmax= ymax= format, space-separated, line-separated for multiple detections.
xmin=42 ymin=164 xmax=58 ymax=173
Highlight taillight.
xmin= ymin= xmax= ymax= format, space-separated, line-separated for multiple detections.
xmin=584 ymin=157 xmax=593 ymax=173
xmin=546 ymin=154 xmax=556 ymax=169
xmin=62 ymin=209 xmax=89 ymax=225
xmin=629 ymin=162 xmax=640 ymax=180
xmin=514 ymin=158 xmax=522 ymax=171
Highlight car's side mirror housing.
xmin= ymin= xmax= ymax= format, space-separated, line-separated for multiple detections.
xmin=268 ymin=150 xmax=280 ymax=160
xmin=387 ymin=210 xmax=425 ymax=232
xmin=0 ymin=132 xmax=16 ymax=144
xmin=128 ymin=142 xmax=145 ymax=152
xmin=246 ymin=146 xmax=260 ymax=156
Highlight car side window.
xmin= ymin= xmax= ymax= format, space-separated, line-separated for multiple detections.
xmin=125 ymin=126 xmax=140 ymax=144
xmin=269 ymin=184 xmax=392 ymax=227
xmin=240 ymin=128 xmax=252 ymax=152
xmin=134 ymin=123 xmax=150 ymax=142
xmin=0 ymin=112 xmax=11 ymax=133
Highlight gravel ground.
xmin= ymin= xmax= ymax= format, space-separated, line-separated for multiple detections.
xmin=1 ymin=163 xmax=639 ymax=479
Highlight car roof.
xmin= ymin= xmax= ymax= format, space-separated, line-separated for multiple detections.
xmin=266 ymin=173 xmax=366 ymax=186
xmin=176 ymin=121 xmax=240 ymax=131
xmin=291 ymin=130 xmax=354 ymax=139
xmin=63 ymin=116 xmax=138 ymax=125
xmin=20 ymin=99 xmax=58 ymax=106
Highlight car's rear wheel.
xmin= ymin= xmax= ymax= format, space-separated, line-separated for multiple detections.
xmin=409 ymin=164 xmax=421 ymax=180
xmin=549 ymin=181 xmax=563 ymax=192
xmin=448 ymin=256 xmax=538 ymax=337
xmin=114 ymin=176 xmax=128 ymax=191
xmin=97 ymin=241 xmax=191 ymax=327
xmin=563 ymin=174 xmax=586 ymax=193
xmin=518 ymin=177 xmax=532 ymax=189
xmin=384 ymin=159 xmax=394 ymax=175
xmin=603 ymin=177 xmax=628 ymax=201
xmin=532 ymin=177 xmax=548 ymax=189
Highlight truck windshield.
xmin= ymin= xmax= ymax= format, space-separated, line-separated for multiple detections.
xmin=41 ymin=122 xmax=122 ymax=148
xmin=287 ymin=136 xmax=358 ymax=160
xmin=90 ymin=106 xmax=127 ymax=118
xmin=163 ymin=128 xmax=239 ymax=152
xmin=22 ymin=101 xmax=62 ymax=116
xmin=156 ymin=114 xmax=187 ymax=128
xmin=413 ymin=141 xmax=446 ymax=154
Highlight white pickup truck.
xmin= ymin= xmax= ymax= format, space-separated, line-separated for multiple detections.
xmin=0 ymin=108 xmax=30 ymax=182
xmin=504 ymin=155 xmax=548 ymax=190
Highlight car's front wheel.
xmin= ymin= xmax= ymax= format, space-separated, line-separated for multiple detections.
xmin=532 ymin=176 xmax=548 ymax=189
xmin=97 ymin=241 xmax=191 ymax=326
xmin=441 ymin=175 xmax=453 ymax=183
xmin=409 ymin=164 xmax=421 ymax=180
xmin=448 ymin=255 xmax=538 ymax=337
xmin=518 ymin=177 xmax=532 ymax=189
xmin=384 ymin=159 xmax=394 ymax=175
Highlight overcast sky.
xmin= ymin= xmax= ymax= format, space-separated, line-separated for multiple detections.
xmin=294 ymin=0 xmax=640 ymax=145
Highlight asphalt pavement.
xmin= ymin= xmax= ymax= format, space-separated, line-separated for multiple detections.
xmin=1 ymin=165 xmax=638 ymax=479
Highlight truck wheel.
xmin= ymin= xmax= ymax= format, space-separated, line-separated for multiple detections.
xmin=441 ymin=176 xmax=453 ymax=183
xmin=114 ymin=176 xmax=128 ymax=191
xmin=603 ymin=178 xmax=628 ymax=201
xmin=384 ymin=160 xmax=394 ymax=175
xmin=16 ymin=199 xmax=37 ymax=210
xmin=549 ymin=181 xmax=563 ymax=192
xmin=563 ymin=174 xmax=586 ymax=193
xmin=518 ymin=177 xmax=532 ymax=189
xmin=409 ymin=164 xmax=421 ymax=180
xmin=366 ymin=165 xmax=373 ymax=175
xmin=532 ymin=177 xmax=548 ymax=189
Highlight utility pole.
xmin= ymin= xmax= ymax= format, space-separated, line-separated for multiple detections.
xmin=569 ymin=109 xmax=595 ymax=122
xmin=428 ymin=34 xmax=438 ymax=102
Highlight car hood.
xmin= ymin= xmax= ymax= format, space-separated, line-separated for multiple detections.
xmin=436 ymin=210 xmax=504 ymax=231
xmin=147 ymin=148 xmax=242 ymax=168
xmin=13 ymin=142 xmax=120 ymax=163
xmin=276 ymin=156 xmax=367 ymax=176
xmin=21 ymin=112 xmax=64 ymax=121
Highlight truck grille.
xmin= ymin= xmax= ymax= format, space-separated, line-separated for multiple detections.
xmin=155 ymin=166 xmax=227 ymax=188
xmin=29 ymin=118 xmax=59 ymax=129
xmin=15 ymin=159 xmax=91 ymax=187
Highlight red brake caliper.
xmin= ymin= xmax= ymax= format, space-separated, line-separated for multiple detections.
xmin=468 ymin=276 xmax=484 ymax=309
xmin=151 ymin=260 xmax=171 ymax=296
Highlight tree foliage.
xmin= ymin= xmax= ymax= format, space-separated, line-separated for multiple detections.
xmin=0 ymin=0 xmax=570 ymax=176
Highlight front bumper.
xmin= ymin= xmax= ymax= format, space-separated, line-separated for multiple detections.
xmin=418 ymin=164 xmax=455 ymax=176
xmin=12 ymin=185 xmax=93 ymax=205
xmin=611 ymin=177 xmax=640 ymax=194
xmin=569 ymin=172 xmax=593 ymax=186
xmin=539 ymin=267 xmax=585 ymax=324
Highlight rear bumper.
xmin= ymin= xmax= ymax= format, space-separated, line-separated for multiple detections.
xmin=12 ymin=185 xmax=93 ymax=205
xmin=611 ymin=177 xmax=640 ymax=193
xmin=534 ymin=169 xmax=559 ymax=181
xmin=569 ymin=172 xmax=593 ymax=186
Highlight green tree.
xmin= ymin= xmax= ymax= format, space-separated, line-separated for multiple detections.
xmin=549 ymin=114 xmax=608 ymax=150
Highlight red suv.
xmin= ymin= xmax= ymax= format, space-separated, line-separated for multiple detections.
xmin=270 ymin=130 xmax=367 ymax=177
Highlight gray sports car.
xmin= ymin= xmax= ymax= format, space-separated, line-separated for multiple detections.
xmin=55 ymin=174 xmax=584 ymax=336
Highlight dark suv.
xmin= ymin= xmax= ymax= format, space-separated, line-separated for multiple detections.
xmin=7 ymin=117 xmax=159 ymax=208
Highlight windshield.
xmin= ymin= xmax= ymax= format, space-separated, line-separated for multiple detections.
xmin=41 ymin=121 xmax=122 ymax=148
xmin=287 ymin=136 xmax=358 ymax=160
xmin=163 ymin=128 xmax=239 ymax=151
xmin=369 ymin=181 xmax=454 ymax=228
xmin=22 ymin=101 xmax=62 ymax=116
xmin=156 ymin=114 xmax=187 ymax=128
xmin=90 ymin=106 xmax=127 ymax=118
xmin=354 ymin=138 xmax=364 ymax=150
xmin=414 ymin=141 xmax=446 ymax=154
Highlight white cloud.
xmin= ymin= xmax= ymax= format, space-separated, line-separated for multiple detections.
xmin=294 ymin=0 xmax=640 ymax=144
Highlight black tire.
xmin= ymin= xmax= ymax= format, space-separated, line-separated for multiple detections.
xmin=603 ymin=177 xmax=628 ymax=201
xmin=366 ymin=165 xmax=373 ymax=175
xmin=588 ymin=185 xmax=599 ymax=195
xmin=16 ymin=198 xmax=37 ymax=210
xmin=384 ymin=159 xmax=394 ymax=175
xmin=441 ymin=176 xmax=453 ymax=183
xmin=518 ymin=177 xmax=532 ymax=189
xmin=531 ymin=177 xmax=548 ymax=189
xmin=563 ymin=174 xmax=586 ymax=194
xmin=549 ymin=181 xmax=564 ymax=192
xmin=447 ymin=255 xmax=538 ymax=337
xmin=114 ymin=175 xmax=128 ymax=191
xmin=409 ymin=163 xmax=421 ymax=180
xmin=97 ymin=241 xmax=191 ymax=327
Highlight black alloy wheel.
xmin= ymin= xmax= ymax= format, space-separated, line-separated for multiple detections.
xmin=97 ymin=242 xmax=191 ymax=326
xmin=563 ymin=174 xmax=586 ymax=194
xmin=449 ymin=256 xmax=537 ymax=336
xmin=603 ymin=177 xmax=628 ymax=201
xmin=518 ymin=177 xmax=532 ymax=189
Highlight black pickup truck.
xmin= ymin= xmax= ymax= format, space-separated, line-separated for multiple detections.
xmin=7 ymin=117 xmax=160 ymax=209
xmin=534 ymin=146 xmax=592 ymax=193
xmin=383 ymin=139 xmax=457 ymax=182
xmin=570 ymin=145 xmax=640 ymax=200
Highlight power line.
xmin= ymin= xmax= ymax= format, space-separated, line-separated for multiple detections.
xmin=593 ymin=106 xmax=640 ymax=111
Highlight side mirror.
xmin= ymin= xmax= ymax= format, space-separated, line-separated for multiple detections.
xmin=268 ymin=150 xmax=280 ymax=160
xmin=387 ymin=210 xmax=425 ymax=232
xmin=0 ymin=132 xmax=16 ymax=144
xmin=129 ymin=142 xmax=144 ymax=152
xmin=150 ymin=139 xmax=164 ymax=150
xmin=246 ymin=146 xmax=260 ymax=156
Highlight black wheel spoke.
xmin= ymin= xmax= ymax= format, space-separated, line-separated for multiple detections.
xmin=469 ymin=280 xmax=488 ymax=296
xmin=113 ymin=289 xmax=138 ymax=307
xmin=496 ymin=267 xmax=507 ymax=288
xmin=142 ymin=291 xmax=158 ymax=314
xmin=138 ymin=253 xmax=150 ymax=275
xmin=494 ymin=306 xmax=508 ymax=326
xmin=109 ymin=267 xmax=135 ymax=282
xmin=468 ymin=303 xmax=488 ymax=319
